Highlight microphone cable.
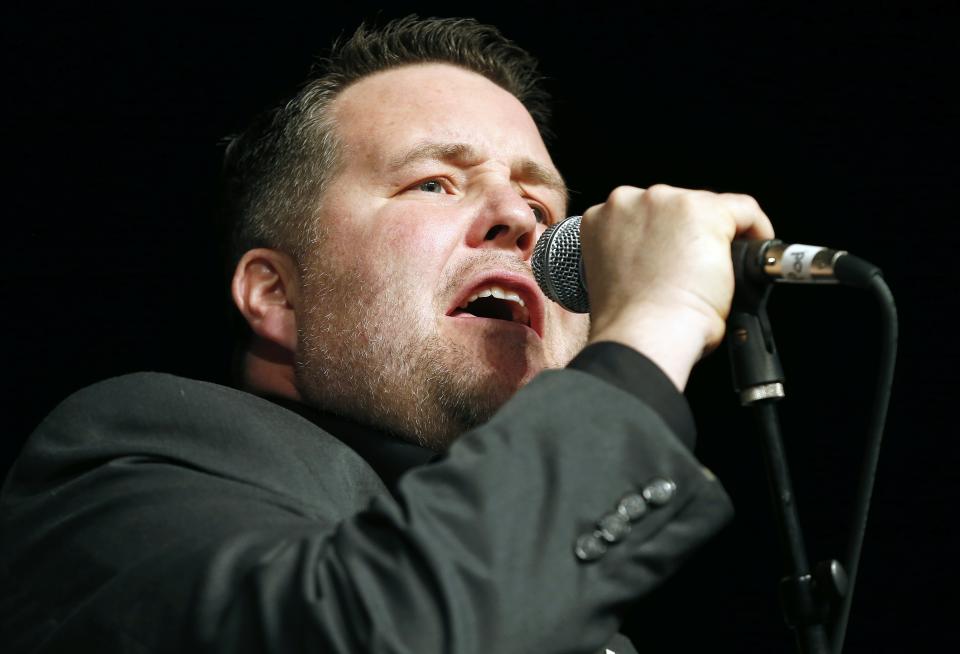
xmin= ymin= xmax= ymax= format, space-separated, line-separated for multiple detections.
xmin=830 ymin=270 xmax=898 ymax=654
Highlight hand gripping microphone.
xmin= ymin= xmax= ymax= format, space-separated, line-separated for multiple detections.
xmin=532 ymin=215 xmax=881 ymax=313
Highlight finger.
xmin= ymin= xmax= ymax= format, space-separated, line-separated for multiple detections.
xmin=603 ymin=185 xmax=648 ymax=215
xmin=718 ymin=192 xmax=776 ymax=241
xmin=582 ymin=185 xmax=647 ymax=222
xmin=581 ymin=201 xmax=605 ymax=222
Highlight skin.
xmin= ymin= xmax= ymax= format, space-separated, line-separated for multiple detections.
xmin=234 ymin=63 xmax=589 ymax=448
xmin=232 ymin=62 xmax=775 ymax=449
xmin=582 ymin=184 xmax=775 ymax=388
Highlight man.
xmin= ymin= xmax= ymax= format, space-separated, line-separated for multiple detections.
xmin=1 ymin=16 xmax=773 ymax=653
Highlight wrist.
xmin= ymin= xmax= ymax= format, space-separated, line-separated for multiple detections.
xmin=587 ymin=304 xmax=720 ymax=391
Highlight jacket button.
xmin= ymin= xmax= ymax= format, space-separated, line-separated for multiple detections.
xmin=597 ymin=512 xmax=631 ymax=543
xmin=616 ymin=493 xmax=648 ymax=521
xmin=574 ymin=532 xmax=608 ymax=561
xmin=642 ymin=478 xmax=677 ymax=506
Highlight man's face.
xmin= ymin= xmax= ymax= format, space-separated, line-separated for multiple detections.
xmin=294 ymin=63 xmax=590 ymax=448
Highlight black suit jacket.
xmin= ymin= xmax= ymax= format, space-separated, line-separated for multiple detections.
xmin=1 ymin=344 xmax=733 ymax=653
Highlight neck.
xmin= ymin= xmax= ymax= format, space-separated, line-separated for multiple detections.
xmin=241 ymin=338 xmax=300 ymax=401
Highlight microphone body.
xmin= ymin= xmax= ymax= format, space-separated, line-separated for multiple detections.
xmin=531 ymin=216 xmax=590 ymax=313
xmin=532 ymin=216 xmax=879 ymax=313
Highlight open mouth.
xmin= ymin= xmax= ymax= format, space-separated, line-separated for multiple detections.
xmin=447 ymin=275 xmax=544 ymax=337
xmin=450 ymin=285 xmax=531 ymax=326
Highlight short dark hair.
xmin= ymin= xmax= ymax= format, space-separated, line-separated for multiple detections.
xmin=220 ymin=15 xmax=552 ymax=269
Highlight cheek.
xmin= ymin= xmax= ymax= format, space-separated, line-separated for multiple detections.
xmin=366 ymin=218 xmax=461 ymax=283
xmin=562 ymin=313 xmax=590 ymax=338
xmin=548 ymin=310 xmax=590 ymax=356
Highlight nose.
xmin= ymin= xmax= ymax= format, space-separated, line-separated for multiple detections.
xmin=465 ymin=185 xmax=538 ymax=259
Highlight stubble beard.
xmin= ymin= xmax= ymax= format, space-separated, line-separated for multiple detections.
xmin=293 ymin=258 xmax=557 ymax=450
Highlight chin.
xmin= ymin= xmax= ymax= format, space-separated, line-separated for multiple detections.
xmin=474 ymin=341 xmax=547 ymax=388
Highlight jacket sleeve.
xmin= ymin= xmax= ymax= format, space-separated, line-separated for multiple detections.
xmin=0 ymin=345 xmax=731 ymax=654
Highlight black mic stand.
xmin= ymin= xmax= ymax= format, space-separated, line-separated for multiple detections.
xmin=727 ymin=256 xmax=846 ymax=654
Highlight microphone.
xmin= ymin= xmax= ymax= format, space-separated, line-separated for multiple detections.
xmin=532 ymin=215 xmax=881 ymax=313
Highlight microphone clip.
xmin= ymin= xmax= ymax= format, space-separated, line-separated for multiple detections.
xmin=728 ymin=240 xmax=786 ymax=405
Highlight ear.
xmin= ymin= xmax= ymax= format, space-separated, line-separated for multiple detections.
xmin=231 ymin=248 xmax=300 ymax=353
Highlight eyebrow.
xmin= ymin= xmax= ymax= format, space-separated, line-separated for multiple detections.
xmin=387 ymin=141 xmax=569 ymax=208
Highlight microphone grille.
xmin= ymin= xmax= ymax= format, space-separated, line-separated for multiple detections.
xmin=532 ymin=215 xmax=590 ymax=313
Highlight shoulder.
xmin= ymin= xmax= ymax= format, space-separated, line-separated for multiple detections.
xmin=10 ymin=372 xmax=383 ymax=509
xmin=52 ymin=371 xmax=269 ymax=418
xmin=36 ymin=372 xmax=309 ymax=451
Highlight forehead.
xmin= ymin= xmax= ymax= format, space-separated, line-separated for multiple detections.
xmin=330 ymin=63 xmax=555 ymax=172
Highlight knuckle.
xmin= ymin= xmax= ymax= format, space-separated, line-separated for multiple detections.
xmin=606 ymin=185 xmax=636 ymax=205
xmin=643 ymin=184 xmax=673 ymax=203
xmin=673 ymin=190 xmax=702 ymax=214
xmin=582 ymin=203 xmax=604 ymax=221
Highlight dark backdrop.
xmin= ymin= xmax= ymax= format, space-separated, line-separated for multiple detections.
xmin=4 ymin=2 xmax=957 ymax=651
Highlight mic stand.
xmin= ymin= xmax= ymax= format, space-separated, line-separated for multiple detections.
xmin=727 ymin=279 xmax=841 ymax=654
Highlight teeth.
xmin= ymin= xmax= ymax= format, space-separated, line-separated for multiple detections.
xmin=458 ymin=285 xmax=526 ymax=309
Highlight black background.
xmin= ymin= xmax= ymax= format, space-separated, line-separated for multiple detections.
xmin=3 ymin=2 xmax=957 ymax=651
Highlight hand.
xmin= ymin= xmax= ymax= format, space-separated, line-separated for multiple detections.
xmin=581 ymin=184 xmax=775 ymax=389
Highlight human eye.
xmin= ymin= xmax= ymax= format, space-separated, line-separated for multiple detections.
xmin=416 ymin=179 xmax=445 ymax=193
xmin=398 ymin=175 xmax=459 ymax=199
xmin=529 ymin=203 xmax=549 ymax=224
